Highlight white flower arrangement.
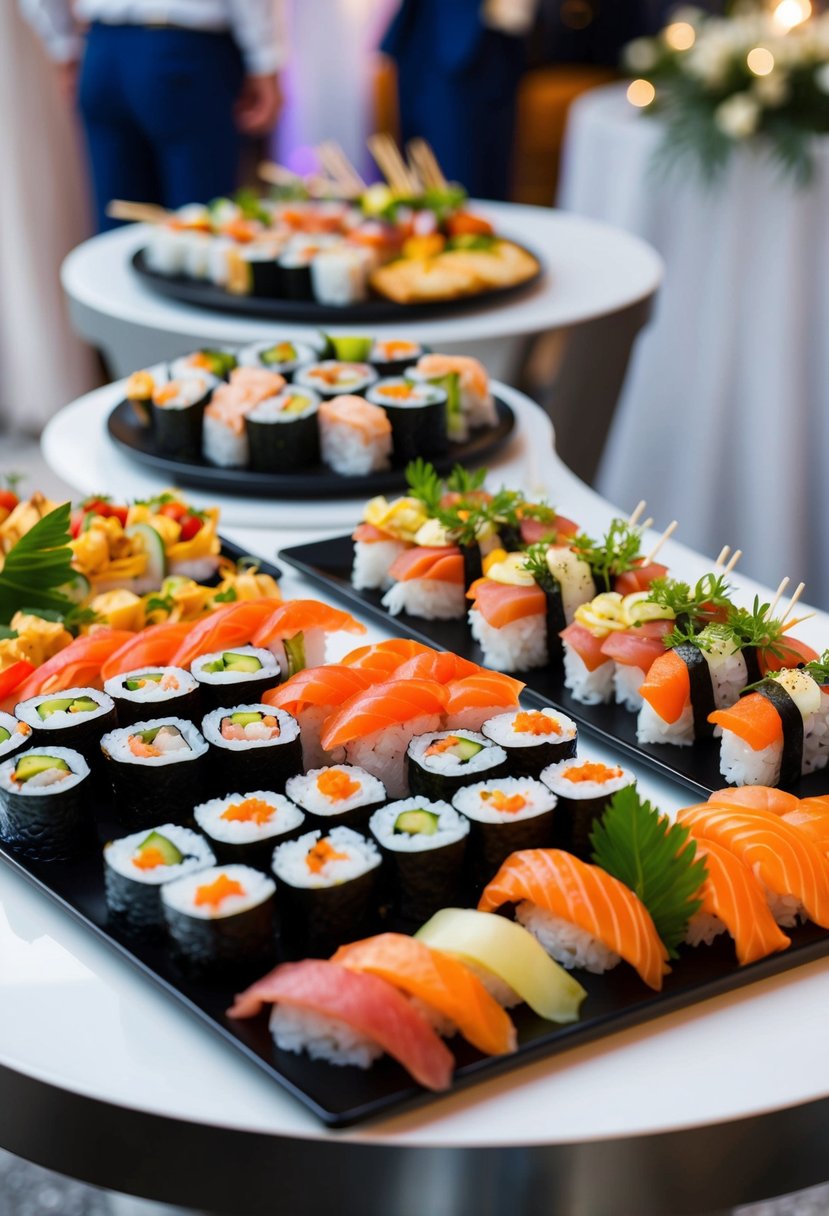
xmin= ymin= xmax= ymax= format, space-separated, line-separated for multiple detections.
xmin=624 ymin=7 xmax=829 ymax=183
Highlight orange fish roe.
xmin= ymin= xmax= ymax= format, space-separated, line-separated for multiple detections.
xmin=194 ymin=874 xmax=245 ymax=908
xmin=378 ymin=383 xmax=416 ymax=400
xmin=425 ymin=735 xmax=462 ymax=757
xmin=17 ymin=723 xmax=31 ymax=735
xmin=128 ymin=735 xmax=161 ymax=758
xmin=262 ymin=715 xmax=277 ymax=729
xmin=513 ymin=711 xmax=561 ymax=737
xmin=306 ymin=838 xmax=349 ymax=874
xmin=132 ymin=846 xmax=167 ymax=871
xmin=221 ymin=798 xmax=275 ymax=825
xmin=316 ymin=769 xmax=360 ymax=802
xmin=562 ymin=763 xmax=622 ymax=784
xmin=154 ymin=383 xmax=181 ymax=405
xmin=481 ymin=790 xmax=528 ymax=814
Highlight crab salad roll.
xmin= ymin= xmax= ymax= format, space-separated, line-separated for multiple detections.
xmin=201 ymin=704 xmax=302 ymax=794
xmin=100 ymin=718 xmax=209 ymax=828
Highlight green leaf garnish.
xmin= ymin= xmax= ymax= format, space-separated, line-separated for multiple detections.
xmin=571 ymin=518 xmax=644 ymax=592
xmin=0 ymin=504 xmax=77 ymax=626
xmin=444 ymin=465 xmax=486 ymax=496
xmin=213 ymin=586 xmax=238 ymax=604
xmin=405 ymin=459 xmax=443 ymax=515
xmin=0 ymin=625 xmax=18 ymax=641
xmin=590 ymin=786 xmax=707 ymax=958
xmin=521 ymin=543 xmax=557 ymax=593
xmin=648 ymin=573 xmax=733 ymax=638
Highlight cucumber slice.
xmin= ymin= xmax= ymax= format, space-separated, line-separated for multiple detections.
xmin=36 ymin=698 xmax=75 ymax=720
xmin=15 ymin=755 xmax=70 ymax=783
xmin=229 ymin=711 xmax=263 ymax=727
xmin=135 ymin=830 xmax=184 ymax=867
xmin=69 ymin=697 xmax=99 ymax=715
xmin=448 ymin=737 xmax=484 ymax=763
xmin=201 ymin=349 xmax=237 ymax=378
xmin=0 ymin=727 xmax=10 ymax=744
xmin=283 ymin=633 xmax=305 ymax=678
xmin=282 ymin=394 xmax=311 ymax=416
xmin=394 ymin=810 xmax=440 ymax=836
xmin=136 ymin=726 xmax=161 ymax=744
xmin=222 ymin=652 xmax=262 ymax=673
xmin=124 ymin=673 xmax=163 ymax=691
xmin=126 ymin=523 xmax=167 ymax=587
xmin=60 ymin=572 xmax=91 ymax=604
xmin=328 ymin=335 xmax=372 ymax=362
xmin=261 ymin=342 xmax=297 ymax=366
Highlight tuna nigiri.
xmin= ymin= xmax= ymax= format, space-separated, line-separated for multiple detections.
xmin=685 ymin=838 xmax=791 ymax=965
xmin=382 ymin=547 xmax=466 ymax=621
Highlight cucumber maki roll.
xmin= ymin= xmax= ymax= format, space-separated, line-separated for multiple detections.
xmin=238 ymin=339 xmax=318 ymax=380
xmin=100 ymin=718 xmax=209 ymax=829
xmin=16 ymin=687 xmax=116 ymax=779
xmin=191 ymin=646 xmax=280 ymax=712
xmin=540 ymin=759 xmax=636 ymax=860
xmin=366 ymin=378 xmax=448 ymax=463
xmin=369 ymin=799 xmax=469 ymax=924
xmin=481 ymin=708 xmax=578 ymax=777
xmin=170 ymin=349 xmax=238 ymax=381
xmin=369 ymin=339 xmax=426 ymax=379
xmin=245 ymin=388 xmax=320 ymax=474
xmin=294 ymin=360 xmax=377 ymax=399
xmin=104 ymin=667 xmax=201 ymax=728
xmin=151 ymin=374 xmax=217 ymax=461
xmin=162 ymin=864 xmax=277 ymax=975
xmin=0 ymin=747 xmax=92 ymax=862
xmin=452 ymin=777 xmax=558 ymax=892
xmin=104 ymin=824 xmax=215 ymax=937
xmin=193 ymin=790 xmax=305 ymax=869
xmin=201 ymin=705 xmax=302 ymax=795
xmin=285 ymin=765 xmax=387 ymax=835
xmin=271 ymin=826 xmax=381 ymax=958
xmin=406 ymin=730 xmax=508 ymax=801
xmin=0 ymin=712 xmax=33 ymax=763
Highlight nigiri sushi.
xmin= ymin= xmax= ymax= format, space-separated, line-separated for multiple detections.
xmin=318 ymin=395 xmax=392 ymax=477
xmin=684 ymin=838 xmax=791 ymax=965
xmin=252 ymin=599 xmax=366 ymax=674
xmin=442 ymin=671 xmax=524 ymax=732
xmin=100 ymin=621 xmax=194 ymax=682
xmin=381 ymin=546 xmax=466 ymax=621
xmin=340 ymin=639 xmax=432 ymax=675
xmin=638 ymin=628 xmax=749 ymax=749
xmin=170 ymin=598 xmax=283 ymax=670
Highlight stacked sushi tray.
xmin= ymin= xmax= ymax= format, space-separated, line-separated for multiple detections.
xmin=3 ymin=479 xmax=829 ymax=1127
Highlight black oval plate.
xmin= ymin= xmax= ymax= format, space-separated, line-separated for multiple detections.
xmin=106 ymin=396 xmax=515 ymax=500
xmin=131 ymin=248 xmax=545 ymax=323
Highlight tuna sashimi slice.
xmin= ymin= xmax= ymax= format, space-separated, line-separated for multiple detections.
xmin=332 ymin=933 xmax=516 ymax=1056
xmin=227 ymin=959 xmax=454 ymax=1091
xmin=388 ymin=546 xmax=464 ymax=584
xmin=467 ymin=579 xmax=546 ymax=628
xmin=692 ymin=839 xmax=790 ymax=966
xmin=478 ymin=849 xmax=670 ymax=991
xmin=559 ymin=621 xmax=612 ymax=673
xmin=321 ymin=679 xmax=449 ymax=750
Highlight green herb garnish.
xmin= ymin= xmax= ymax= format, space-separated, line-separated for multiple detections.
xmin=213 ymin=586 xmax=238 ymax=604
xmin=521 ymin=543 xmax=558 ymax=593
xmin=648 ymin=573 xmax=732 ymax=636
xmin=0 ymin=504 xmax=76 ymax=626
xmin=726 ymin=596 xmax=791 ymax=660
xmin=571 ymin=519 xmax=644 ymax=592
xmin=590 ymin=786 xmax=707 ymax=958
xmin=405 ymin=459 xmax=443 ymax=516
xmin=444 ymin=465 xmax=486 ymax=496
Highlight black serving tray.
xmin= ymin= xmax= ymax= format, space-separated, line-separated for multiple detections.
xmin=107 ymin=397 xmax=515 ymax=500
xmin=278 ymin=532 xmax=829 ymax=802
xmin=131 ymin=248 xmax=545 ymax=323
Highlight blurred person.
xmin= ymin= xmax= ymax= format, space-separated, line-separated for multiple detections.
xmin=381 ymin=0 xmax=539 ymax=200
xmin=19 ymin=0 xmax=287 ymax=231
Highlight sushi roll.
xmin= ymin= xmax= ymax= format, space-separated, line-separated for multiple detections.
xmin=540 ymin=759 xmax=636 ymax=859
xmin=104 ymin=667 xmax=200 ymax=729
xmin=317 ymin=395 xmax=392 ymax=477
xmin=277 ymin=242 xmax=321 ymax=301
xmin=124 ymin=368 xmax=157 ymax=426
xmin=162 ymin=864 xmax=277 ymax=974
xmin=482 ymin=708 xmax=578 ymax=777
xmin=193 ymin=791 xmax=305 ymax=869
xmin=0 ymin=747 xmax=91 ymax=862
xmin=285 ymin=765 xmax=387 ymax=835
xmin=191 ymin=646 xmax=280 ymax=712
xmin=16 ymin=687 xmax=116 ymax=777
xmin=382 ymin=545 xmax=466 ymax=621
xmin=143 ymin=224 xmax=187 ymax=276
xmin=100 ymin=718 xmax=209 ymax=828
xmin=104 ymin=824 xmax=215 ymax=937
xmin=201 ymin=704 xmax=302 ymax=795
xmin=228 ymin=244 xmax=281 ymax=297
xmin=369 ymin=339 xmax=425 ymax=379
xmin=150 ymin=374 xmax=217 ymax=461
xmin=170 ymin=349 xmax=238 ymax=381
xmin=245 ymin=388 xmax=320 ymax=474
xmin=412 ymin=353 xmax=498 ymax=431
xmin=271 ymin=826 xmax=381 ymax=957
xmin=369 ymin=798 xmax=469 ymax=924
xmin=0 ymin=713 xmax=33 ymax=763
xmin=202 ymin=367 xmax=286 ymax=469
xmin=294 ymin=361 xmax=377 ymax=400
xmin=310 ymin=246 xmax=370 ymax=305
xmin=406 ymin=729 xmax=507 ymax=800
xmin=452 ymin=777 xmax=558 ymax=891
xmin=366 ymin=379 xmax=448 ymax=464
xmin=238 ymin=340 xmax=318 ymax=380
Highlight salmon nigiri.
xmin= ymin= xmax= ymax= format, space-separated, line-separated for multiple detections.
xmin=479 ymin=849 xmax=670 ymax=991
xmin=341 ymin=639 xmax=432 ymax=674
xmin=466 ymin=579 xmax=546 ymax=629
xmin=382 ymin=547 xmax=466 ymax=621
xmin=332 ymin=933 xmax=517 ymax=1056
xmin=171 ymin=598 xmax=283 ymax=669
xmin=252 ymin=599 xmax=365 ymax=651
xmin=686 ymin=838 xmax=791 ymax=966
xmin=782 ymin=797 xmax=829 ymax=855
xmin=10 ymin=629 xmax=136 ymax=703
xmin=706 ymin=786 xmax=800 ymax=816
xmin=263 ymin=664 xmax=382 ymax=768
xmin=443 ymin=671 xmax=525 ymax=732
xmin=393 ymin=650 xmax=480 ymax=684
xmin=100 ymin=620 xmax=194 ymax=682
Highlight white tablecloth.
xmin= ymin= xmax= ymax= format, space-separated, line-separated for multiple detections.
xmin=559 ymin=83 xmax=829 ymax=610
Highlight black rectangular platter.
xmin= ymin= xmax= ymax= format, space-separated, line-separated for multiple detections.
xmin=278 ymin=532 xmax=829 ymax=801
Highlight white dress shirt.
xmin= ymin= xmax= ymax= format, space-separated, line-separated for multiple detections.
xmin=19 ymin=0 xmax=287 ymax=75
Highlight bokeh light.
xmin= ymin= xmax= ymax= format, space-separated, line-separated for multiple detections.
xmin=747 ymin=47 xmax=775 ymax=76
xmin=627 ymin=79 xmax=657 ymax=107
xmin=664 ymin=22 xmax=696 ymax=51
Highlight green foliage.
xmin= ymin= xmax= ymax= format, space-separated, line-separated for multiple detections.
xmin=405 ymin=459 xmax=443 ymax=515
xmin=0 ymin=504 xmax=77 ymax=626
xmin=571 ymin=519 xmax=644 ymax=591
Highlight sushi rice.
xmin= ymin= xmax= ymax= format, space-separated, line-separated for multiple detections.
xmin=516 ymin=903 xmax=621 ymax=975
xmin=453 ymin=776 xmax=557 ymax=826
xmin=468 ymin=609 xmax=547 ymax=672
xmin=272 ymin=826 xmax=381 ymax=889
xmin=383 ymin=579 xmax=466 ymax=621
xmin=194 ymin=791 xmax=305 ymax=846
xmin=104 ymin=823 xmax=214 ymax=884
xmin=104 ymin=667 xmax=197 ymax=705
xmin=286 ymin=766 xmax=387 ymax=819
xmin=369 ymin=799 xmax=469 ymax=854
xmin=162 ymin=863 xmax=276 ymax=920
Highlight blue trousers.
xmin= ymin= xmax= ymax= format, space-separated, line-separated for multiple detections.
xmin=78 ymin=23 xmax=245 ymax=231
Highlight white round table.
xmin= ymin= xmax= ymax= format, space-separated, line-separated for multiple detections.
xmin=559 ymin=82 xmax=829 ymax=610
xmin=18 ymin=391 xmax=829 ymax=1213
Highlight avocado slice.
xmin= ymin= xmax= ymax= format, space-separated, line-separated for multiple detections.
xmin=135 ymin=830 xmax=184 ymax=866
xmin=283 ymin=634 xmax=305 ymax=678
xmin=69 ymin=697 xmax=99 ymax=715
xmin=36 ymin=698 xmax=75 ymax=720
xmin=393 ymin=809 xmax=440 ymax=836
xmin=281 ymin=394 xmax=311 ymax=416
xmin=329 ymin=335 xmax=372 ymax=362
xmin=0 ymin=727 xmax=10 ymax=745
xmin=221 ymin=652 xmax=262 ymax=673
xmin=124 ymin=673 xmax=163 ymax=691
xmin=136 ymin=726 xmax=161 ymax=745
xmin=14 ymin=754 xmax=70 ymax=783
xmin=229 ymin=711 xmax=263 ymax=727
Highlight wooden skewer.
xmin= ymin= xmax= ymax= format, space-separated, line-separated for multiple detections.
xmin=368 ymin=133 xmax=418 ymax=194
xmin=258 ymin=160 xmax=302 ymax=187
xmin=644 ymin=520 xmax=678 ymax=564
xmin=723 ymin=548 xmax=742 ymax=575
xmin=640 ymin=517 xmax=655 ymax=533
xmin=106 ymin=199 xmax=170 ymax=224
xmin=780 ymin=581 xmax=806 ymax=623
xmin=316 ymin=142 xmax=366 ymax=197
xmin=765 ymin=577 xmax=790 ymax=621
xmin=628 ymin=500 xmax=647 ymax=528
xmin=407 ymin=138 xmax=447 ymax=191
xmin=714 ymin=545 xmax=731 ymax=568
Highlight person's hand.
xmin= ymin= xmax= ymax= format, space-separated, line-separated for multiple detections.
xmin=54 ymin=59 xmax=79 ymax=105
xmin=235 ymin=73 xmax=283 ymax=136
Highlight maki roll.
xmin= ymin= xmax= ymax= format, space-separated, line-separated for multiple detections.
xmin=162 ymin=864 xmax=277 ymax=975
xmin=229 ymin=245 xmax=281 ymax=297
xmin=481 ymin=708 xmax=578 ymax=777
xmin=104 ymin=667 xmax=200 ymax=729
xmin=540 ymin=759 xmax=636 ymax=859
xmin=151 ymin=375 xmax=217 ymax=461
xmin=104 ymin=824 xmax=215 ymax=937
xmin=124 ymin=369 xmax=156 ymax=426
xmin=245 ymin=389 xmax=320 ymax=474
xmin=285 ymin=765 xmax=387 ymax=835
xmin=366 ymin=379 xmax=448 ymax=463
xmin=453 ymin=777 xmax=558 ymax=891
xmin=0 ymin=747 xmax=91 ymax=862
xmin=16 ymin=688 xmax=116 ymax=777
xmin=238 ymin=340 xmax=318 ymax=380
xmin=277 ymin=243 xmax=320 ymax=301
xmin=271 ymin=826 xmax=381 ymax=957
xmin=201 ymin=705 xmax=302 ymax=795
xmin=318 ymin=395 xmax=392 ymax=477
xmin=0 ymin=712 xmax=33 ymax=763
xmin=100 ymin=718 xmax=209 ymax=828
xmin=406 ymin=730 xmax=507 ymax=801
xmin=310 ymin=246 xmax=370 ymax=306
xmin=194 ymin=791 xmax=305 ymax=869
xmin=369 ymin=799 xmax=469 ymax=924
xmin=191 ymin=646 xmax=280 ymax=712
xmin=170 ymin=349 xmax=238 ymax=380
xmin=369 ymin=339 xmax=425 ymax=379
xmin=294 ymin=361 xmax=377 ymax=400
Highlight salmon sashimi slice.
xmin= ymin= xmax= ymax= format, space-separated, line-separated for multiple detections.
xmin=706 ymin=786 xmax=800 ymax=816
xmin=782 ymin=804 xmax=829 ymax=854
xmin=691 ymin=839 xmax=790 ymax=965
xmin=388 ymin=546 xmax=464 ymax=585
xmin=559 ymin=621 xmax=613 ymax=673
xmin=171 ymin=598 xmax=283 ymax=669
xmin=467 ymin=579 xmax=546 ymax=628
xmin=677 ymin=804 xmax=829 ymax=928
xmin=332 ymin=933 xmax=517 ymax=1056
xmin=253 ymin=600 xmax=366 ymax=646
xmin=614 ymin=562 xmax=669 ymax=596
xmin=11 ymin=629 xmax=137 ymax=702
xmin=394 ymin=651 xmax=481 ymax=684
xmin=318 ymin=395 xmax=392 ymax=439
xmin=352 ymin=522 xmax=395 ymax=543
xmin=100 ymin=621 xmax=194 ymax=682
xmin=341 ymin=639 xmax=432 ymax=671
xmin=600 ymin=620 xmax=672 ymax=672
xmin=639 ymin=650 xmax=691 ymax=724
xmin=520 ymin=515 xmax=579 ymax=546
xmin=262 ymin=664 xmax=380 ymax=712
xmin=444 ymin=672 xmax=524 ymax=713
xmin=227 ymin=959 xmax=454 ymax=1091
xmin=321 ymin=679 xmax=449 ymax=750
xmin=478 ymin=849 xmax=670 ymax=991
xmin=708 ymin=694 xmax=783 ymax=752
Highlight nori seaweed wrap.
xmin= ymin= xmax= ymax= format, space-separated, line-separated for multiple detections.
xmin=162 ymin=864 xmax=277 ymax=975
xmin=201 ymin=705 xmax=302 ymax=796
xmin=245 ymin=388 xmax=320 ymax=474
xmin=540 ymin=758 xmax=635 ymax=859
xmin=453 ymin=777 xmax=558 ymax=893
xmin=406 ymin=730 xmax=508 ymax=801
xmin=366 ymin=378 xmax=448 ymax=464
xmin=481 ymin=708 xmax=578 ymax=777
xmin=369 ymin=799 xmax=469 ymax=925
xmin=284 ymin=765 xmax=387 ymax=837
xmin=104 ymin=667 xmax=201 ymax=729
xmin=190 ymin=646 xmax=281 ymax=713
xmin=16 ymin=687 xmax=117 ymax=782
xmin=104 ymin=823 xmax=215 ymax=938
xmin=100 ymin=718 xmax=209 ymax=829
xmin=0 ymin=746 xmax=92 ymax=862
